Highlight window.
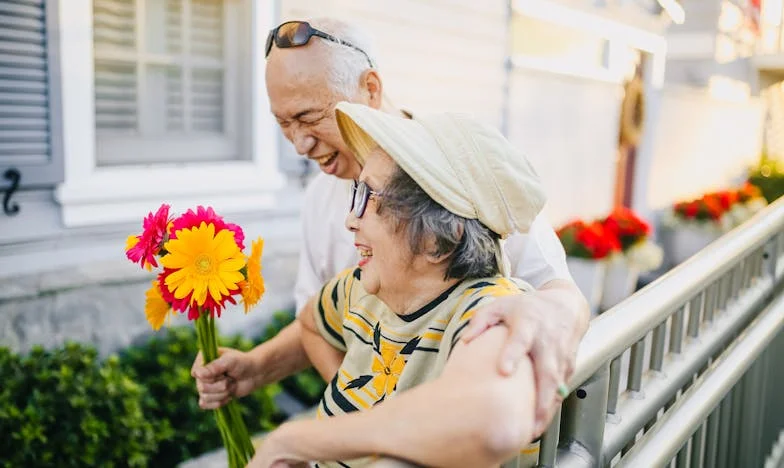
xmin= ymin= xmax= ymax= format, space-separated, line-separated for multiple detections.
xmin=0 ymin=0 xmax=63 ymax=187
xmin=92 ymin=0 xmax=249 ymax=166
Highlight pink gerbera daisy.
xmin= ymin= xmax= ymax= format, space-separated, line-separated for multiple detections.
xmin=126 ymin=204 xmax=172 ymax=269
xmin=169 ymin=205 xmax=245 ymax=250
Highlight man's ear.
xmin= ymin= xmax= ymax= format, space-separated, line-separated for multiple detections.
xmin=360 ymin=69 xmax=383 ymax=109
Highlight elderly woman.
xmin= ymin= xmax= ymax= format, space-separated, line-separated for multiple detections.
xmin=245 ymin=102 xmax=547 ymax=468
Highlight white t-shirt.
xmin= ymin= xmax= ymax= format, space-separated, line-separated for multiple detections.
xmin=294 ymin=173 xmax=573 ymax=312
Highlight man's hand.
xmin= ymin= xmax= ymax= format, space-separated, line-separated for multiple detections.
xmin=191 ymin=347 xmax=265 ymax=410
xmin=192 ymin=320 xmax=315 ymax=410
xmin=460 ymin=279 xmax=589 ymax=435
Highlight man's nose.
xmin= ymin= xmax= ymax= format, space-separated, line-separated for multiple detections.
xmin=292 ymin=128 xmax=316 ymax=156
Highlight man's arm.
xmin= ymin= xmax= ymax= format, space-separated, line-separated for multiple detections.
xmin=193 ymin=315 xmax=312 ymax=409
xmin=299 ymin=296 xmax=346 ymax=382
xmin=462 ymin=214 xmax=590 ymax=434
xmin=251 ymin=326 xmax=536 ymax=468
xmin=193 ymin=297 xmax=344 ymax=409
xmin=461 ymin=279 xmax=588 ymax=434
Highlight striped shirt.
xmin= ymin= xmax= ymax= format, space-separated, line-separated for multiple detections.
xmin=312 ymin=268 xmax=539 ymax=468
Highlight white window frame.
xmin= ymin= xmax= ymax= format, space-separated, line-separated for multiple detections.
xmin=54 ymin=0 xmax=284 ymax=227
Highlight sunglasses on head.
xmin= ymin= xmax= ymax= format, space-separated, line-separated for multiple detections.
xmin=265 ymin=21 xmax=375 ymax=68
xmin=350 ymin=180 xmax=383 ymax=218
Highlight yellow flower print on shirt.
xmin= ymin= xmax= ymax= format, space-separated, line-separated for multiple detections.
xmin=370 ymin=341 xmax=406 ymax=398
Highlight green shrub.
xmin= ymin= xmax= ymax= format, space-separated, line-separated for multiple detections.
xmin=261 ymin=310 xmax=327 ymax=407
xmin=119 ymin=326 xmax=285 ymax=467
xmin=0 ymin=343 xmax=158 ymax=468
xmin=749 ymin=156 xmax=784 ymax=203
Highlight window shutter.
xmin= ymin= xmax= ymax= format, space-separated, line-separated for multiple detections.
xmin=189 ymin=0 xmax=224 ymax=133
xmin=93 ymin=0 xmax=137 ymax=134
xmin=0 ymin=0 xmax=61 ymax=188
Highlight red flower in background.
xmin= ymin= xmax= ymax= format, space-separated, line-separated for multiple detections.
xmin=558 ymin=219 xmax=621 ymax=260
xmin=737 ymin=182 xmax=762 ymax=203
xmin=601 ymin=207 xmax=651 ymax=251
xmin=673 ymin=191 xmax=733 ymax=222
xmin=711 ymin=191 xmax=738 ymax=211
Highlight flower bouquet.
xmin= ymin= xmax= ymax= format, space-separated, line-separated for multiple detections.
xmin=599 ymin=208 xmax=663 ymax=309
xmin=125 ymin=204 xmax=265 ymax=468
xmin=557 ymin=220 xmax=621 ymax=315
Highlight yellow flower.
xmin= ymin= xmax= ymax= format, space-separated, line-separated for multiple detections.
xmin=370 ymin=341 xmax=406 ymax=398
xmin=240 ymin=237 xmax=265 ymax=313
xmin=145 ymin=280 xmax=171 ymax=330
xmin=126 ymin=235 xmax=139 ymax=250
xmin=161 ymin=222 xmax=246 ymax=307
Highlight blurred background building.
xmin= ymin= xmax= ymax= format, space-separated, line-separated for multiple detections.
xmin=0 ymin=0 xmax=782 ymax=354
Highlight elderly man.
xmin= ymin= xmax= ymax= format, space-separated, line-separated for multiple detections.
xmin=193 ymin=17 xmax=589 ymax=438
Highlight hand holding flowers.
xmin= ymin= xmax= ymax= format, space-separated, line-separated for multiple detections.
xmin=126 ymin=204 xmax=265 ymax=468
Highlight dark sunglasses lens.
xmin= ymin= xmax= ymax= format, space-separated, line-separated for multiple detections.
xmin=265 ymin=31 xmax=274 ymax=56
xmin=350 ymin=182 xmax=357 ymax=212
xmin=277 ymin=21 xmax=311 ymax=48
xmin=356 ymin=182 xmax=369 ymax=218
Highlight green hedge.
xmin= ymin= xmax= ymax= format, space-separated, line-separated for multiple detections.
xmin=119 ymin=327 xmax=285 ymax=467
xmin=0 ymin=343 xmax=157 ymax=467
xmin=749 ymin=157 xmax=784 ymax=203
xmin=0 ymin=311 xmax=327 ymax=467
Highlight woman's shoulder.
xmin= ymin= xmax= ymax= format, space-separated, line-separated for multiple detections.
xmin=459 ymin=275 xmax=534 ymax=296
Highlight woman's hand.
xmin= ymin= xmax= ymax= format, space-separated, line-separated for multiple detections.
xmin=191 ymin=347 xmax=265 ymax=409
xmin=247 ymin=426 xmax=308 ymax=468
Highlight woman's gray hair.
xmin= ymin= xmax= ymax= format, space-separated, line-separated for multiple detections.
xmin=378 ymin=165 xmax=500 ymax=279
xmin=306 ymin=17 xmax=378 ymax=98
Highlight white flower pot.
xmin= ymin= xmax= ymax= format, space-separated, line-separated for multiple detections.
xmin=600 ymin=257 xmax=639 ymax=311
xmin=663 ymin=224 xmax=722 ymax=266
xmin=566 ymin=257 xmax=607 ymax=317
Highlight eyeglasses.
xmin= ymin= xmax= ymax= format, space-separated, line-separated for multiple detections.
xmin=265 ymin=21 xmax=375 ymax=68
xmin=350 ymin=180 xmax=383 ymax=218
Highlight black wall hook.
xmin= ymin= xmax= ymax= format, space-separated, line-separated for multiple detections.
xmin=3 ymin=168 xmax=20 ymax=216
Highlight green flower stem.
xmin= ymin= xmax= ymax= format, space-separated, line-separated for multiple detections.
xmin=195 ymin=311 xmax=255 ymax=467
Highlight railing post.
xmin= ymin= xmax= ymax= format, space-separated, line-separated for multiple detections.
xmin=670 ymin=306 xmax=685 ymax=354
xmin=537 ymin=406 xmax=561 ymax=468
xmin=558 ymin=363 xmax=611 ymax=467
xmin=717 ymin=392 xmax=734 ymax=468
xmin=705 ymin=406 xmax=721 ymax=467
xmin=764 ymin=237 xmax=780 ymax=282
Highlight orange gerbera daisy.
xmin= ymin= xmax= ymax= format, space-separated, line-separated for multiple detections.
xmin=240 ymin=237 xmax=265 ymax=314
xmin=144 ymin=280 xmax=172 ymax=330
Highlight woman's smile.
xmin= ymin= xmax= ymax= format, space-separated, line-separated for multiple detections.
xmin=355 ymin=243 xmax=373 ymax=267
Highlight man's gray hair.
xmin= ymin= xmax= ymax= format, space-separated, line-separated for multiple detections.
xmin=378 ymin=165 xmax=500 ymax=279
xmin=306 ymin=17 xmax=378 ymax=98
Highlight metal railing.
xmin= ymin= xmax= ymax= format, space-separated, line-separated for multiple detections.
xmin=538 ymin=197 xmax=784 ymax=467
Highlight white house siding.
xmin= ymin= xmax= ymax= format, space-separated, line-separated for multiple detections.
xmin=507 ymin=68 xmax=623 ymax=226
xmin=642 ymin=86 xmax=764 ymax=211
xmin=278 ymin=0 xmax=509 ymax=127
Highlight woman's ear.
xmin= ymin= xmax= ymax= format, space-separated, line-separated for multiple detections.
xmin=426 ymin=251 xmax=453 ymax=266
